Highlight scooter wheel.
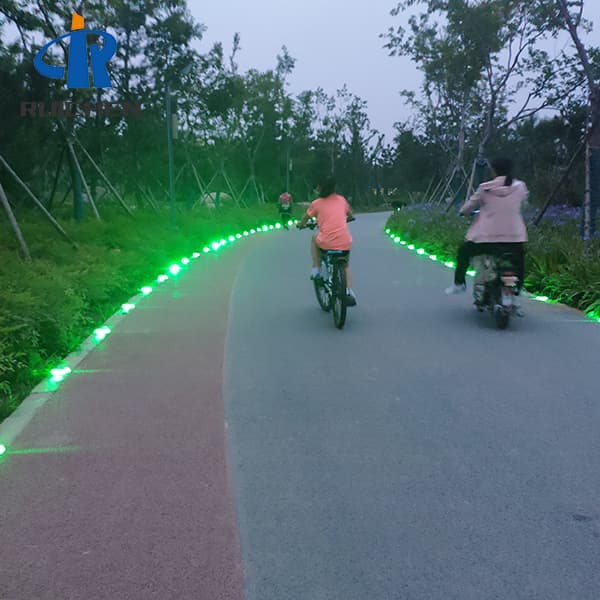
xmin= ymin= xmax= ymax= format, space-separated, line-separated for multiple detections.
xmin=494 ymin=306 xmax=509 ymax=329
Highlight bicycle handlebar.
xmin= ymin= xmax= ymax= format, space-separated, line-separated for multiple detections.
xmin=298 ymin=216 xmax=355 ymax=230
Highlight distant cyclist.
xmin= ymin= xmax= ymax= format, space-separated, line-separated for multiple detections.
xmin=297 ymin=175 xmax=357 ymax=306
xmin=278 ymin=191 xmax=293 ymax=226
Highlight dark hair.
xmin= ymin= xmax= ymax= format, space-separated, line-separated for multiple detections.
xmin=490 ymin=157 xmax=513 ymax=186
xmin=317 ymin=174 xmax=336 ymax=197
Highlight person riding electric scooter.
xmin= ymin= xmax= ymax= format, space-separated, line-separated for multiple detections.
xmin=445 ymin=157 xmax=528 ymax=297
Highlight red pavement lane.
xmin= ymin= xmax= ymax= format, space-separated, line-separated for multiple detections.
xmin=0 ymin=244 xmax=251 ymax=600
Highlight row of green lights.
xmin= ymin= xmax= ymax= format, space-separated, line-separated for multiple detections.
xmin=387 ymin=230 xmax=461 ymax=274
xmin=139 ymin=222 xmax=290 ymax=299
xmin=44 ymin=220 xmax=287 ymax=386
xmin=4 ymin=219 xmax=292 ymax=459
xmin=143 ymin=224 xmax=291 ymax=297
xmin=386 ymin=228 xmax=600 ymax=321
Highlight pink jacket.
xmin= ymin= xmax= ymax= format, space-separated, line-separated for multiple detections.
xmin=460 ymin=177 xmax=528 ymax=243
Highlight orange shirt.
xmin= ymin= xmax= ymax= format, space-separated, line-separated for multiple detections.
xmin=307 ymin=194 xmax=352 ymax=251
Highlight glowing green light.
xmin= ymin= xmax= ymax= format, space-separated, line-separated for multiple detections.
xmin=269 ymin=225 xmax=274 ymax=230
xmin=50 ymin=366 xmax=72 ymax=382
xmin=394 ymin=237 xmax=401 ymax=243
xmin=385 ymin=228 xmax=391 ymax=234
xmin=429 ymin=255 xmax=437 ymax=261
xmin=203 ymin=247 xmax=210 ymax=253
xmin=122 ymin=303 xmax=136 ymax=313
xmin=94 ymin=326 xmax=111 ymax=342
xmin=467 ymin=270 xmax=476 ymax=277
xmin=250 ymin=229 xmax=256 ymax=234
xmin=211 ymin=242 xmax=220 ymax=250
xmin=288 ymin=220 xmax=294 ymax=226
xmin=408 ymin=244 xmax=415 ymax=250
xmin=535 ymin=296 xmax=549 ymax=302
xmin=417 ymin=249 xmax=426 ymax=255
xmin=228 ymin=235 xmax=235 ymax=242
xmin=157 ymin=274 xmax=168 ymax=283
xmin=181 ymin=258 xmax=190 ymax=265
xmin=141 ymin=286 xmax=153 ymax=295
xmin=401 ymin=241 xmax=407 ymax=245
xmin=169 ymin=264 xmax=182 ymax=275
xmin=220 ymin=238 xmax=227 ymax=245
xmin=445 ymin=261 xmax=455 ymax=268
xmin=192 ymin=252 xmax=201 ymax=259
xmin=0 ymin=444 xmax=7 ymax=456
xmin=275 ymin=223 xmax=282 ymax=229
xmin=243 ymin=231 xmax=249 ymax=236
xmin=236 ymin=234 xmax=242 ymax=239
xmin=262 ymin=225 xmax=269 ymax=232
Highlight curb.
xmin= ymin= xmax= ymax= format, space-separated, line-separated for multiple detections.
xmin=0 ymin=220 xmax=295 ymax=456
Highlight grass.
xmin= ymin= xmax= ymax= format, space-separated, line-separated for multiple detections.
xmin=0 ymin=203 xmax=283 ymax=421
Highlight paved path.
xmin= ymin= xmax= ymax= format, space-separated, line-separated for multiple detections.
xmin=1 ymin=246 xmax=248 ymax=600
xmin=2 ymin=212 xmax=600 ymax=599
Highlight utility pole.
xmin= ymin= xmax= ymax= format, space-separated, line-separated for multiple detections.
xmin=286 ymin=144 xmax=290 ymax=191
xmin=166 ymin=82 xmax=176 ymax=227
xmin=165 ymin=63 xmax=194 ymax=227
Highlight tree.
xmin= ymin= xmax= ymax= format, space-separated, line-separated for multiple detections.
xmin=384 ymin=0 xmax=584 ymax=200
xmin=554 ymin=0 xmax=600 ymax=239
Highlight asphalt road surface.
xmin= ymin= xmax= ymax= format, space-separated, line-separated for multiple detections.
xmin=2 ymin=212 xmax=600 ymax=600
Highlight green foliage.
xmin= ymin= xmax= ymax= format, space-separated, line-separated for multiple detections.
xmin=0 ymin=205 xmax=276 ymax=421
xmin=0 ymin=0 xmax=389 ymax=223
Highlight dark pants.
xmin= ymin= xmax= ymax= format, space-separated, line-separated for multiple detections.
xmin=455 ymin=241 xmax=525 ymax=288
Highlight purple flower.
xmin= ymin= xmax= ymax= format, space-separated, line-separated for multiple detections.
xmin=542 ymin=205 xmax=580 ymax=224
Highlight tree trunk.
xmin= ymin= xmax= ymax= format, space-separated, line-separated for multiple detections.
xmin=585 ymin=90 xmax=600 ymax=238
xmin=556 ymin=0 xmax=599 ymax=239
xmin=0 ymin=180 xmax=31 ymax=261
xmin=68 ymin=143 xmax=84 ymax=221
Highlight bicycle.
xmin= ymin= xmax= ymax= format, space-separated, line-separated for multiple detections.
xmin=279 ymin=208 xmax=293 ymax=229
xmin=298 ymin=216 xmax=355 ymax=330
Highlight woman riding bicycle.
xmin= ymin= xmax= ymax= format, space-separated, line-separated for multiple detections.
xmin=279 ymin=192 xmax=293 ymax=219
xmin=445 ymin=157 xmax=528 ymax=296
xmin=297 ymin=175 xmax=357 ymax=306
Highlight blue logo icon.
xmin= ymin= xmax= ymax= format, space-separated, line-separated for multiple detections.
xmin=34 ymin=14 xmax=117 ymax=89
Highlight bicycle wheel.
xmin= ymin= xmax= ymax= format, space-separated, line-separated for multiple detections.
xmin=314 ymin=275 xmax=331 ymax=312
xmin=332 ymin=261 xmax=347 ymax=329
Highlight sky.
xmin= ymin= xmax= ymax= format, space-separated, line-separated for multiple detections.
xmin=187 ymin=0 xmax=418 ymax=139
xmin=188 ymin=0 xmax=600 ymax=141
